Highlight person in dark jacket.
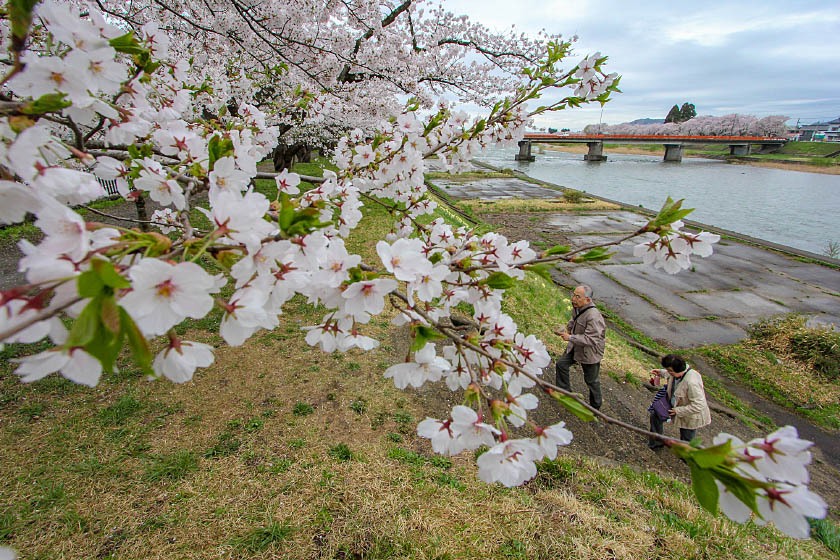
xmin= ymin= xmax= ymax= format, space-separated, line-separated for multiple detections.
xmin=554 ymin=285 xmax=606 ymax=409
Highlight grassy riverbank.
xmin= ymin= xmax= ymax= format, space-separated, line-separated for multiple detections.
xmin=0 ymin=163 xmax=838 ymax=558
xmin=544 ymin=141 xmax=840 ymax=174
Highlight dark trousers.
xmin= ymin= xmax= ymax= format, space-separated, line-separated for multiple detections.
xmin=555 ymin=352 xmax=602 ymax=409
xmin=649 ymin=411 xmax=696 ymax=448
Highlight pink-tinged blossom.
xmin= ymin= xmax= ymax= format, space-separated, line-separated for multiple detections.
xmin=449 ymin=405 xmax=499 ymax=452
xmin=8 ymin=53 xmax=89 ymax=106
xmin=199 ymin=190 xmax=274 ymax=250
xmin=208 ymin=156 xmax=249 ymax=201
xmin=134 ymin=160 xmax=185 ymax=210
xmin=220 ymin=282 xmax=278 ymax=346
xmin=1 ymin=299 xmax=58 ymax=347
xmin=304 ymin=318 xmax=340 ymax=352
xmin=714 ymin=480 xmax=754 ymax=524
xmin=417 ymin=417 xmax=461 ymax=455
xmin=275 ymin=169 xmax=301 ymax=195
xmin=506 ymin=391 xmax=539 ymax=428
xmin=531 ymin=422 xmax=573 ymax=460
xmin=384 ymin=342 xmax=450 ymax=389
xmin=336 ymin=327 xmax=379 ymax=351
xmin=14 ymin=345 xmax=102 ymax=387
xmin=33 ymin=167 xmax=103 ymax=206
xmin=442 ymin=345 xmax=471 ymax=391
xmin=341 ymin=278 xmax=398 ymax=321
xmin=411 ymin=264 xmax=449 ymax=302
xmin=376 ymin=239 xmax=429 ymax=281
xmin=94 ymin=156 xmax=131 ymax=198
xmin=755 ymin=484 xmax=827 ymax=539
xmin=316 ymin=239 xmax=361 ymax=288
xmin=150 ymin=208 xmax=180 ymax=234
xmin=476 ymin=438 xmax=541 ymax=487
xmin=748 ymin=426 xmax=814 ymax=485
xmin=152 ymin=340 xmax=214 ymax=383
xmin=34 ymin=200 xmax=90 ymax=261
xmin=0 ymin=181 xmax=40 ymax=225
xmin=5 ymin=125 xmax=69 ymax=182
xmin=121 ymin=259 xmax=220 ymax=336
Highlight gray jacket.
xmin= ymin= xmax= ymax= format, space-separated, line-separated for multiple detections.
xmin=564 ymin=304 xmax=606 ymax=364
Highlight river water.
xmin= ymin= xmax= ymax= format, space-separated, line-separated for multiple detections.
xmin=474 ymin=146 xmax=840 ymax=256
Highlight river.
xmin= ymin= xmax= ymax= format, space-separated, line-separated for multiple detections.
xmin=474 ymin=147 xmax=840 ymax=256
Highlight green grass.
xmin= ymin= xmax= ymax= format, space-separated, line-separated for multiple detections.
xmin=230 ymin=521 xmax=294 ymax=553
xmin=292 ymin=402 xmax=314 ymax=416
xmin=98 ymin=393 xmax=144 ymax=426
xmin=699 ymin=346 xmax=840 ymax=430
xmin=328 ymin=443 xmax=354 ymax=462
xmin=778 ymin=141 xmax=840 ymax=156
xmin=144 ymin=451 xmax=199 ymax=482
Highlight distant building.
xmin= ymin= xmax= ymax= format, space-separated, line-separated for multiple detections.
xmin=797 ymin=117 xmax=840 ymax=142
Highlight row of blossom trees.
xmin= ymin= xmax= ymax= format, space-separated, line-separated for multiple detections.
xmin=0 ymin=2 xmax=827 ymax=555
xmin=584 ymin=114 xmax=789 ymax=137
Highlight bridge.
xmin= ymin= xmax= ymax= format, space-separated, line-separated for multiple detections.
xmin=517 ymin=133 xmax=787 ymax=162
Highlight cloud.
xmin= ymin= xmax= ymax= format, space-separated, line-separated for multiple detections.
xmin=440 ymin=0 xmax=840 ymax=129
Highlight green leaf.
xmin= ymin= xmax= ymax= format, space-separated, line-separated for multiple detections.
xmin=544 ymin=244 xmax=571 ymax=256
xmin=20 ymin=93 xmax=71 ymax=115
xmin=551 ymin=393 xmax=596 ymax=422
xmin=66 ymin=298 xmax=102 ymax=347
xmin=690 ymin=440 xmax=732 ymax=469
xmin=109 ymin=32 xmax=148 ymax=56
xmin=650 ymin=197 xmax=694 ymax=229
xmin=100 ymin=295 xmax=121 ymax=334
xmin=84 ymin=323 xmax=122 ymax=373
xmin=482 ymin=272 xmax=516 ymax=290
xmin=208 ymin=135 xmax=234 ymax=169
xmin=77 ymin=270 xmax=105 ymax=298
xmin=120 ymin=308 xmax=153 ymax=376
xmin=523 ymin=263 xmax=553 ymax=283
xmin=9 ymin=0 xmax=39 ymax=41
xmin=410 ymin=325 xmax=446 ymax=353
xmin=689 ymin=462 xmax=720 ymax=514
xmin=573 ymin=247 xmax=613 ymax=263
xmin=92 ymin=259 xmax=130 ymax=289
xmin=714 ymin=469 xmax=760 ymax=515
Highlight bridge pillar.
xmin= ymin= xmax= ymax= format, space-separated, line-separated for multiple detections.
xmin=729 ymin=143 xmax=751 ymax=156
xmin=584 ymin=141 xmax=607 ymax=161
xmin=663 ymin=144 xmax=683 ymax=162
xmin=515 ymin=140 xmax=535 ymax=161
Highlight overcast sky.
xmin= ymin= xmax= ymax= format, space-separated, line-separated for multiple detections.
xmin=441 ymin=0 xmax=840 ymax=131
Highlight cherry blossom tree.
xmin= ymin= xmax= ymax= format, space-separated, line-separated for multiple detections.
xmin=590 ymin=113 xmax=788 ymax=137
xmin=0 ymin=0 xmax=826 ymax=548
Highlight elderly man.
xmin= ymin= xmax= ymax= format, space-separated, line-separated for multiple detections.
xmin=553 ymin=285 xmax=606 ymax=410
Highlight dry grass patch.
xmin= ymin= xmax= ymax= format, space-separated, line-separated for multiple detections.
xmin=458 ymin=197 xmax=618 ymax=214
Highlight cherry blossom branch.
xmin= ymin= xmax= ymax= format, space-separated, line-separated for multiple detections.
xmin=387 ymin=290 xmax=681 ymax=446
xmin=0 ymin=296 xmax=84 ymax=342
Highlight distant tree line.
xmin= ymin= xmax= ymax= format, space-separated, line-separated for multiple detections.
xmin=584 ymin=114 xmax=788 ymax=137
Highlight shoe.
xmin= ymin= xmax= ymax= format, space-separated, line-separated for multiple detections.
xmin=648 ymin=444 xmax=664 ymax=451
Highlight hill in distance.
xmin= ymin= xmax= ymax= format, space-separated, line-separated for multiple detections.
xmin=627 ymin=117 xmax=665 ymax=125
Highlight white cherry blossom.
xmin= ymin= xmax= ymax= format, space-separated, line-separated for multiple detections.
xmin=121 ymin=259 xmax=221 ymax=336
xmin=153 ymin=340 xmax=215 ymax=383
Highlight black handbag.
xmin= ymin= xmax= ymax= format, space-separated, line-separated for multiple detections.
xmin=648 ymin=386 xmax=671 ymax=421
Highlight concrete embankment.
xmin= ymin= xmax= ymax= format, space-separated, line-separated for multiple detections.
xmin=447 ymin=160 xmax=840 ymax=349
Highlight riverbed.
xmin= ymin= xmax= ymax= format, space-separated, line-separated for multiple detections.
xmin=476 ymin=146 xmax=840 ymax=256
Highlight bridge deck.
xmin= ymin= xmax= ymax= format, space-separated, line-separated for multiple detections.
xmin=523 ymin=134 xmax=786 ymax=145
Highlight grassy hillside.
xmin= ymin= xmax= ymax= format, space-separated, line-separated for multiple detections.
xmin=0 ymin=166 xmax=837 ymax=559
